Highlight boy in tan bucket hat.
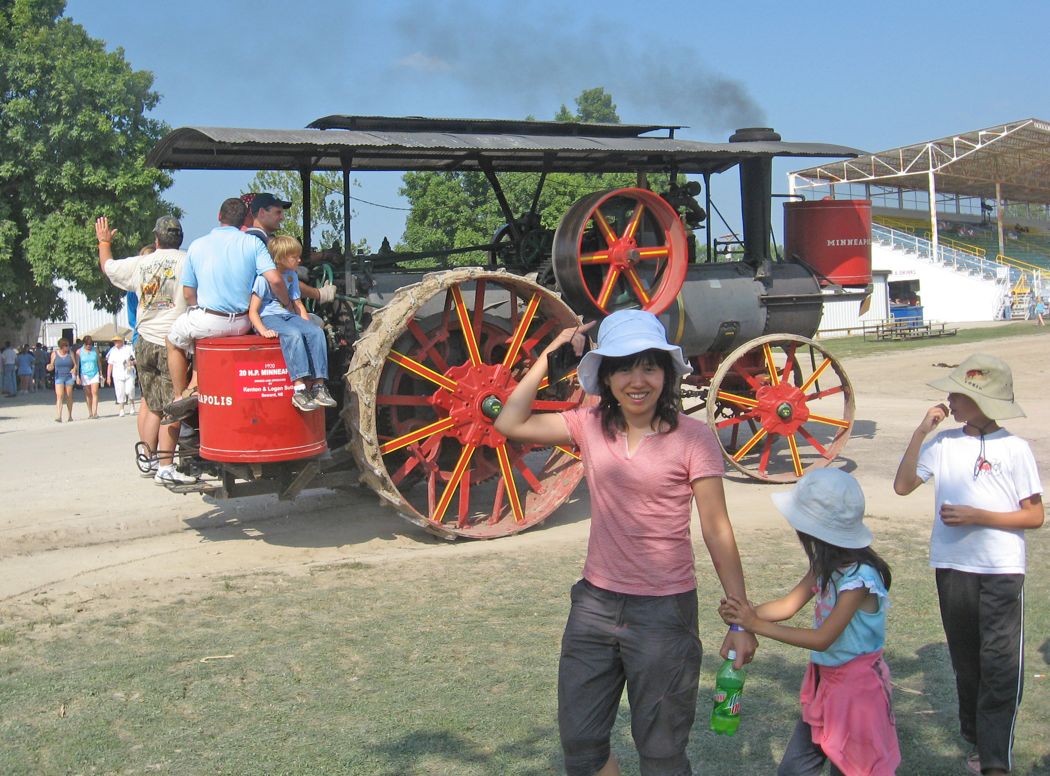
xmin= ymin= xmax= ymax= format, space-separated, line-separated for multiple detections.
xmin=894 ymin=354 xmax=1043 ymax=775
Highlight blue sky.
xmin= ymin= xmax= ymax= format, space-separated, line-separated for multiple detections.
xmin=66 ymin=0 xmax=1050 ymax=249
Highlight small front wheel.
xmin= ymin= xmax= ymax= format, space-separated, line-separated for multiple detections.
xmin=706 ymin=335 xmax=854 ymax=482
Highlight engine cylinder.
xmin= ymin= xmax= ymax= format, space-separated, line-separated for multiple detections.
xmin=657 ymin=261 xmax=822 ymax=358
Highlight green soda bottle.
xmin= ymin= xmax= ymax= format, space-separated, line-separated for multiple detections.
xmin=710 ymin=650 xmax=746 ymax=736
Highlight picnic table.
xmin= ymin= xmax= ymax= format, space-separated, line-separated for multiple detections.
xmin=864 ymin=320 xmax=959 ymax=341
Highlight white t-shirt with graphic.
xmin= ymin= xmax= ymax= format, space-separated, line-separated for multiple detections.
xmin=104 ymin=249 xmax=188 ymax=346
xmin=917 ymin=428 xmax=1041 ymax=574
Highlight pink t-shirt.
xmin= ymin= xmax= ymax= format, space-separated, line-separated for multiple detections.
xmin=562 ymin=407 xmax=724 ymax=596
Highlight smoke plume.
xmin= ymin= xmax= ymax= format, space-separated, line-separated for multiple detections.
xmin=392 ymin=2 xmax=765 ymax=134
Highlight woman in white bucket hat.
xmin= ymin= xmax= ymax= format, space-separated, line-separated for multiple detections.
xmin=496 ymin=309 xmax=755 ymax=776
xmin=721 ymin=469 xmax=900 ymax=775
xmin=894 ymin=354 xmax=1043 ymax=776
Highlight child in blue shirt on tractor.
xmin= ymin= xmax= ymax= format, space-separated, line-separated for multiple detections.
xmin=248 ymin=235 xmax=336 ymax=412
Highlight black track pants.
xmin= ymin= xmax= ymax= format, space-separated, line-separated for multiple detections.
xmin=935 ymin=568 xmax=1024 ymax=774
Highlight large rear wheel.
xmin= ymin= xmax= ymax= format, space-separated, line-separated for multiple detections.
xmin=345 ymin=269 xmax=587 ymax=539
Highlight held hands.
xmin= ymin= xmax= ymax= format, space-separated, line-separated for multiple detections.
xmin=719 ymin=595 xmax=758 ymax=631
xmin=719 ymin=595 xmax=759 ymax=668
xmin=95 ymin=216 xmax=118 ymax=243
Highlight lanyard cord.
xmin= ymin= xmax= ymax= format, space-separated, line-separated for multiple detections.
xmin=966 ymin=419 xmax=997 ymax=480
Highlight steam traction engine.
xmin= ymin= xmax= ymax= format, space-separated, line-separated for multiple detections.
xmin=147 ymin=118 xmax=867 ymax=539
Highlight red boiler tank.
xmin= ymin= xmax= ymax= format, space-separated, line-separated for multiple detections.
xmin=784 ymin=199 xmax=872 ymax=287
xmin=195 ymin=335 xmax=327 ymax=462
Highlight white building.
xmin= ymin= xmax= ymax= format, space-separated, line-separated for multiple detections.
xmin=1 ymin=282 xmax=131 ymax=347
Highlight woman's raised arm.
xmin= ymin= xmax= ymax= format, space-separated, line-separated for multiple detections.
xmin=494 ymin=321 xmax=594 ymax=447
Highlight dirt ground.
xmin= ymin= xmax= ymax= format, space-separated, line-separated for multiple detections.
xmin=2 ymin=329 xmax=1048 ymax=624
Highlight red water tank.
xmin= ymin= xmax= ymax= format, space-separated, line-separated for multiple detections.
xmin=195 ymin=335 xmax=327 ymax=463
xmin=784 ymin=199 xmax=872 ymax=287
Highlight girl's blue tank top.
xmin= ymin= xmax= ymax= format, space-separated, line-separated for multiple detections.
xmin=54 ymin=352 xmax=74 ymax=379
xmin=78 ymin=347 xmax=100 ymax=379
xmin=811 ymin=563 xmax=888 ymax=666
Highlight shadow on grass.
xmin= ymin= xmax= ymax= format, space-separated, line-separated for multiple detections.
xmin=888 ymin=642 xmax=967 ymax=773
xmin=1038 ymin=637 xmax=1050 ymax=665
xmin=363 ymin=727 xmax=561 ymax=776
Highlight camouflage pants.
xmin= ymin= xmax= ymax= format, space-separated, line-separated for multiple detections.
xmin=135 ymin=338 xmax=173 ymax=413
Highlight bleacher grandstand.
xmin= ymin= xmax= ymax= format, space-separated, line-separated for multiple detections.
xmin=872 ymin=214 xmax=1050 ymax=269
xmin=789 ymin=118 xmax=1050 ymax=324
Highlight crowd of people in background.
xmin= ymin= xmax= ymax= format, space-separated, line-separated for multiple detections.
xmin=1 ymin=336 xmax=140 ymax=422
xmin=2 ymin=341 xmax=50 ymax=396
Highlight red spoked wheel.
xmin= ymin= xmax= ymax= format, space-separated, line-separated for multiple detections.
xmin=706 ymin=335 xmax=854 ymax=482
xmin=551 ymin=187 xmax=688 ymax=319
xmin=346 ymin=269 xmax=587 ymax=539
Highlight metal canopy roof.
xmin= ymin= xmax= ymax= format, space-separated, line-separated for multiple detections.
xmin=307 ymin=114 xmax=679 ymax=138
xmin=146 ymin=118 xmax=860 ymax=175
xmin=790 ymin=118 xmax=1050 ymax=203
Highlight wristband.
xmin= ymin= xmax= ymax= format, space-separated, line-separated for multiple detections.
xmin=98 ymin=241 xmax=111 ymax=245
xmin=728 ymin=624 xmax=746 ymax=632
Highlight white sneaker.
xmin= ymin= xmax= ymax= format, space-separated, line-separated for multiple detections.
xmin=155 ymin=465 xmax=198 ymax=485
xmin=119 ymin=409 xmax=126 ymax=417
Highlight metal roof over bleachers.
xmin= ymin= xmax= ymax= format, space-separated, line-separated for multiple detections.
xmin=789 ymin=118 xmax=1050 ymax=203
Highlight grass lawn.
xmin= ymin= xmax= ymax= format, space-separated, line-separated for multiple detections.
xmin=2 ymin=520 xmax=1048 ymax=775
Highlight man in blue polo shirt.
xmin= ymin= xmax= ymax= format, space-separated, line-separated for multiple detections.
xmin=166 ymin=197 xmax=291 ymax=405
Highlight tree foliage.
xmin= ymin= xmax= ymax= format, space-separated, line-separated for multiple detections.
xmin=0 ymin=0 xmax=174 ymax=323
xmin=241 ymin=170 xmax=369 ymax=253
xmin=398 ymin=88 xmax=637 ymax=261
xmin=554 ymin=87 xmax=619 ymax=124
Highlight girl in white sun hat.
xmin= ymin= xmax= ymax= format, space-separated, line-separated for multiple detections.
xmin=720 ymin=468 xmax=900 ymax=776
xmin=496 ymin=309 xmax=755 ymax=776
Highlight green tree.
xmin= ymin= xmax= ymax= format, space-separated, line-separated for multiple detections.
xmin=398 ymin=87 xmax=636 ymax=263
xmin=242 ymin=170 xmax=369 ymax=253
xmin=0 ymin=0 xmax=175 ymax=323
xmin=555 ymin=87 xmax=619 ymax=123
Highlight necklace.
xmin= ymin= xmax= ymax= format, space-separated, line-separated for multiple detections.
xmin=965 ymin=419 xmax=997 ymax=480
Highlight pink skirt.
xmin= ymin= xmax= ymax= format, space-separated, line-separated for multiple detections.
xmin=800 ymin=650 xmax=901 ymax=776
